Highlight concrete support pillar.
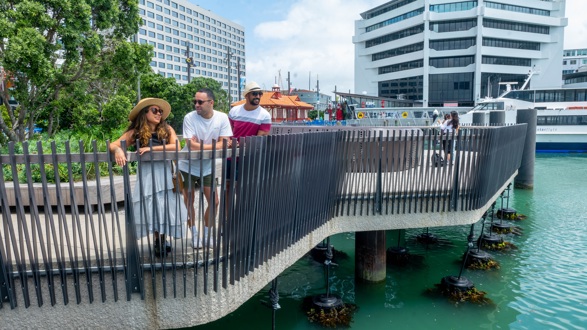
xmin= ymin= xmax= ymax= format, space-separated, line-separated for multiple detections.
xmin=472 ymin=112 xmax=487 ymax=126
xmin=489 ymin=111 xmax=505 ymax=126
xmin=515 ymin=109 xmax=537 ymax=189
xmin=355 ymin=230 xmax=386 ymax=282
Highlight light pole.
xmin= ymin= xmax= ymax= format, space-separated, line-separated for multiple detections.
xmin=225 ymin=47 xmax=233 ymax=104
xmin=185 ymin=44 xmax=193 ymax=83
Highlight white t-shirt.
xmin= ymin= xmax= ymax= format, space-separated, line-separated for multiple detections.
xmin=178 ymin=110 xmax=232 ymax=176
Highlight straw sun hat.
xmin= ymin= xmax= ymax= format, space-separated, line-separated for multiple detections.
xmin=128 ymin=98 xmax=171 ymax=121
xmin=243 ymin=82 xmax=262 ymax=97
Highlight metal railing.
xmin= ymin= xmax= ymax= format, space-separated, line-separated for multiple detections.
xmin=0 ymin=124 xmax=526 ymax=310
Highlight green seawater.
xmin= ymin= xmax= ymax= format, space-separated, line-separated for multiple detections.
xmin=194 ymin=154 xmax=587 ymax=329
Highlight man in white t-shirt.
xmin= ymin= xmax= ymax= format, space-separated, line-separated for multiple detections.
xmin=178 ymin=88 xmax=232 ymax=248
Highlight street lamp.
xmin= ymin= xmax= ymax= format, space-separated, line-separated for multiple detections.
xmin=225 ymin=47 xmax=233 ymax=105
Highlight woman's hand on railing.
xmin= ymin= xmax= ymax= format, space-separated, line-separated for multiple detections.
xmin=114 ymin=147 xmax=127 ymax=166
xmin=138 ymin=147 xmax=151 ymax=155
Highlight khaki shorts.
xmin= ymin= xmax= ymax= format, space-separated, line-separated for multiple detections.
xmin=180 ymin=171 xmax=215 ymax=190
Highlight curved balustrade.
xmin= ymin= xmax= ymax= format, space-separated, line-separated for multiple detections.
xmin=0 ymin=125 xmax=526 ymax=325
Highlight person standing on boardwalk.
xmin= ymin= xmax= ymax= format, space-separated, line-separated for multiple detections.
xmin=225 ymin=81 xmax=272 ymax=218
xmin=110 ymin=98 xmax=187 ymax=257
xmin=178 ymin=88 xmax=232 ymax=249
xmin=227 ymin=81 xmax=272 ymax=172
xmin=440 ymin=111 xmax=460 ymax=164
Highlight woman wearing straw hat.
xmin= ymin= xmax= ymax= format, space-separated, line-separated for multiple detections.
xmin=110 ymin=98 xmax=187 ymax=257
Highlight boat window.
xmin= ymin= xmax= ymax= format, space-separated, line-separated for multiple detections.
xmin=564 ymin=90 xmax=575 ymax=102
xmin=506 ymin=90 xmax=533 ymax=102
xmin=537 ymin=115 xmax=587 ymax=125
xmin=485 ymin=102 xmax=504 ymax=110
xmin=576 ymin=90 xmax=587 ymax=102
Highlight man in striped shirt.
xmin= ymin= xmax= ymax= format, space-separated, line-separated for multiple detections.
xmin=228 ymin=81 xmax=271 ymax=138
xmin=225 ymin=82 xmax=272 ymax=214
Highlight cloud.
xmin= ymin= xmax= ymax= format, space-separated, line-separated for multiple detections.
xmin=246 ymin=0 xmax=382 ymax=96
xmin=564 ymin=0 xmax=587 ymax=49
xmin=244 ymin=0 xmax=584 ymax=98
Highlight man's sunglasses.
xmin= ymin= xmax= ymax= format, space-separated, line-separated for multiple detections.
xmin=193 ymin=99 xmax=212 ymax=105
xmin=250 ymin=92 xmax=263 ymax=97
xmin=148 ymin=107 xmax=164 ymax=115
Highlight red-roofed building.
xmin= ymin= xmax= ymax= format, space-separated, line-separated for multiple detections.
xmin=231 ymin=84 xmax=314 ymax=122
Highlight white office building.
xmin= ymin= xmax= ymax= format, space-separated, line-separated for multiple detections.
xmin=562 ymin=48 xmax=587 ymax=74
xmin=137 ymin=0 xmax=246 ymax=102
xmin=354 ymin=0 xmax=567 ymax=107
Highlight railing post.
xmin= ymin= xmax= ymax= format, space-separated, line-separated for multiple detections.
xmin=120 ymin=141 xmax=142 ymax=299
xmin=451 ymin=132 xmax=462 ymax=211
xmin=0 ymin=251 xmax=9 ymax=305
xmin=375 ymin=130 xmax=383 ymax=214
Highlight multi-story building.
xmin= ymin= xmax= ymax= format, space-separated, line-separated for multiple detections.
xmin=562 ymin=48 xmax=587 ymax=74
xmin=354 ymin=0 xmax=567 ymax=107
xmin=136 ymin=0 xmax=246 ymax=102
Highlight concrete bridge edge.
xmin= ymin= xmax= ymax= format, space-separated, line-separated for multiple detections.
xmin=1 ymin=172 xmax=517 ymax=329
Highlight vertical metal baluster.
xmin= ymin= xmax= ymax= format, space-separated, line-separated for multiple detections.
xmin=21 ymin=142 xmax=49 ymax=307
xmin=50 ymin=142 xmax=75 ymax=305
xmin=91 ymin=140 xmax=114 ymax=302
xmin=105 ymin=141 xmax=122 ymax=302
xmin=0 ymin=147 xmax=17 ymax=308
xmin=78 ymin=140 xmax=106 ymax=302
xmin=8 ymin=142 xmax=32 ymax=307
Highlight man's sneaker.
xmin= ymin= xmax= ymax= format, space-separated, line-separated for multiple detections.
xmin=154 ymin=240 xmax=170 ymax=257
xmin=192 ymin=227 xmax=203 ymax=249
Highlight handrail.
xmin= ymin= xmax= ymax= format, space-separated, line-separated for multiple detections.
xmin=0 ymin=125 xmax=526 ymax=310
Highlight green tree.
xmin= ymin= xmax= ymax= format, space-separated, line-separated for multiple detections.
xmin=0 ymin=0 xmax=144 ymax=141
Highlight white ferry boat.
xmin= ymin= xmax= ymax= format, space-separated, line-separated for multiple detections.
xmin=460 ymin=87 xmax=587 ymax=152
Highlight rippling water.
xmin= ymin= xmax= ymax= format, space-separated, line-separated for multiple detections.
xmin=194 ymin=154 xmax=587 ymax=329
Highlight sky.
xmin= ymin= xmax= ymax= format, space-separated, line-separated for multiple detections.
xmin=190 ymin=0 xmax=587 ymax=98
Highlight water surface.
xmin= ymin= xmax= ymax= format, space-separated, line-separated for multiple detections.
xmin=195 ymin=154 xmax=587 ymax=329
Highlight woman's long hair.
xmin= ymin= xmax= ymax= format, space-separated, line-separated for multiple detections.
xmin=125 ymin=106 xmax=171 ymax=147
xmin=450 ymin=111 xmax=460 ymax=130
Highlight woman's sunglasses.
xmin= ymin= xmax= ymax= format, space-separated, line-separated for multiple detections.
xmin=148 ymin=107 xmax=164 ymax=115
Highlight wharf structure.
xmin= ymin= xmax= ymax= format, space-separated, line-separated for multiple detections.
xmin=230 ymin=85 xmax=314 ymax=122
xmin=0 ymin=125 xmax=527 ymax=328
xmin=136 ymin=0 xmax=246 ymax=102
xmin=354 ymin=0 xmax=567 ymax=108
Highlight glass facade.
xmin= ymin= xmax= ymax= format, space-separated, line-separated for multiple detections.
xmin=429 ymin=56 xmax=475 ymax=68
xmin=428 ymin=72 xmax=474 ymax=106
xmin=378 ymin=75 xmax=424 ymax=101
xmin=485 ymin=2 xmax=550 ymax=16
xmin=372 ymin=42 xmax=424 ymax=61
xmin=363 ymin=0 xmax=417 ymax=19
xmin=366 ymin=8 xmax=425 ymax=32
xmin=429 ymin=18 xmax=477 ymax=33
xmin=482 ymin=56 xmax=531 ymax=67
xmin=482 ymin=38 xmax=540 ymax=51
xmin=366 ymin=25 xmax=424 ymax=48
xmin=429 ymin=37 xmax=476 ymax=51
xmin=483 ymin=18 xmax=549 ymax=35
xmin=379 ymin=59 xmax=424 ymax=74
xmin=429 ymin=1 xmax=478 ymax=13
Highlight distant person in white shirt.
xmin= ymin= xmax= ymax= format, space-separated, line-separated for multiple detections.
xmin=440 ymin=111 xmax=460 ymax=164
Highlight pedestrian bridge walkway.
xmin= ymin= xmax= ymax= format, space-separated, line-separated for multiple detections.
xmin=0 ymin=125 xmax=526 ymax=328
